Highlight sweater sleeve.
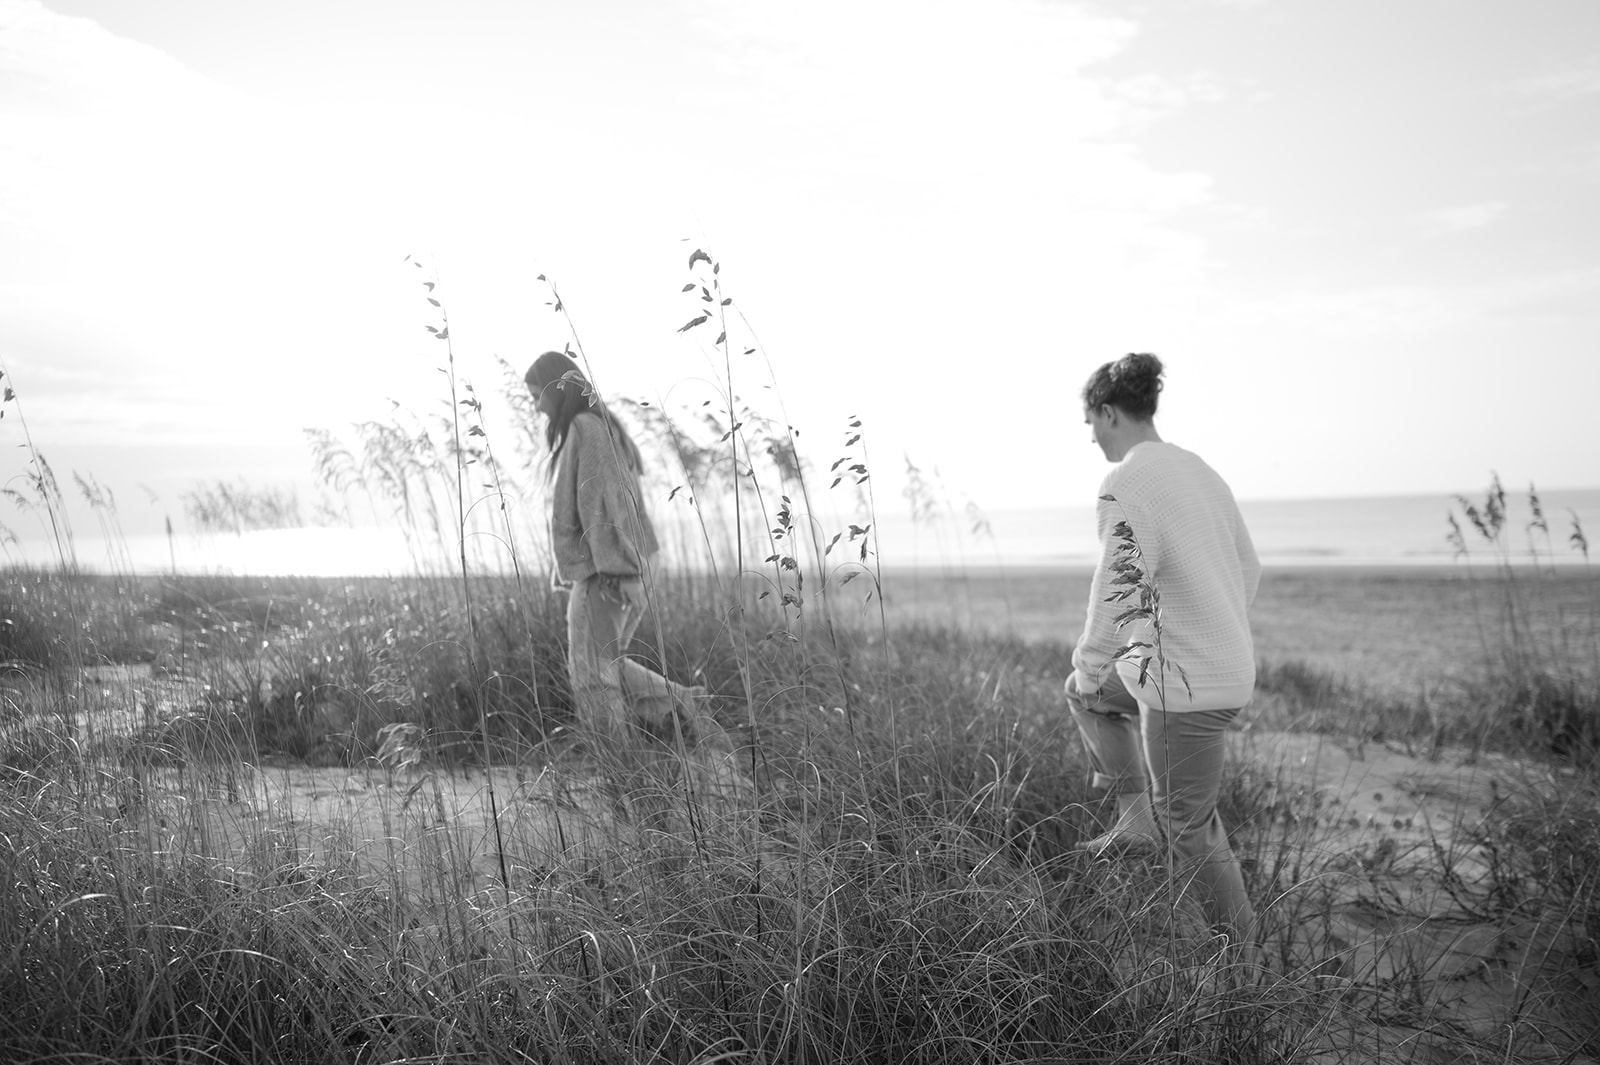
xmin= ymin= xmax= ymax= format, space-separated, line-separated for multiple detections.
xmin=572 ymin=415 xmax=653 ymax=576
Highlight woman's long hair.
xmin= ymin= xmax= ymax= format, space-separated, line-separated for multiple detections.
xmin=524 ymin=351 xmax=644 ymax=473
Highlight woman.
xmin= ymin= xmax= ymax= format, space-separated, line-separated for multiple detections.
xmin=525 ymin=351 xmax=734 ymax=776
xmin=1065 ymin=352 xmax=1260 ymax=945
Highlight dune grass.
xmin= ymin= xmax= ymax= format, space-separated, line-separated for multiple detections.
xmin=4 ymin=268 xmax=1600 ymax=1062
xmin=5 ymin=557 xmax=1599 ymax=1061
xmin=0 ymin=571 xmax=1259 ymax=1063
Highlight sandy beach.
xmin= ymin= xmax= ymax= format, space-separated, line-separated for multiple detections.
xmin=867 ymin=563 xmax=1600 ymax=697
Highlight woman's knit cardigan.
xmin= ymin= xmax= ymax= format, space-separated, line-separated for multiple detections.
xmin=548 ymin=411 xmax=659 ymax=585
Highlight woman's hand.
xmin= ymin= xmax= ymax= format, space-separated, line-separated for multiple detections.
xmin=1065 ymin=669 xmax=1097 ymax=701
xmin=615 ymin=576 xmax=648 ymax=616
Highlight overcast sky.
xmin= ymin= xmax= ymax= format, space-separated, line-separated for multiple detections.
xmin=3 ymin=0 xmax=1598 ymax=549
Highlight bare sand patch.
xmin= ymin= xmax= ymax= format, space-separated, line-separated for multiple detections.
xmin=1232 ymin=729 xmax=1592 ymax=1052
xmin=123 ymin=747 xmax=756 ymax=899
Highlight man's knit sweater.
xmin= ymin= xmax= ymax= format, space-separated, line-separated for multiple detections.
xmin=1073 ymin=441 xmax=1260 ymax=711
xmin=549 ymin=411 xmax=659 ymax=585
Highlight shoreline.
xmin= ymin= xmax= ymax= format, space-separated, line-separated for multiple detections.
xmin=873 ymin=558 xmax=1596 ymax=579
xmin=6 ymin=555 xmax=1593 ymax=580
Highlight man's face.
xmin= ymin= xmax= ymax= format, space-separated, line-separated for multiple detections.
xmin=1086 ymin=405 xmax=1116 ymax=461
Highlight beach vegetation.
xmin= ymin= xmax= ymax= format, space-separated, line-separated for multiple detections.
xmin=2 ymin=274 xmax=1599 ymax=1061
xmin=1447 ymin=474 xmax=1600 ymax=763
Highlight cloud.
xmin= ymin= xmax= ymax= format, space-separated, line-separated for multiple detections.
xmin=688 ymin=0 xmax=1211 ymax=218
xmin=1509 ymin=64 xmax=1600 ymax=108
xmin=668 ymin=0 xmax=1228 ymax=489
xmin=0 ymin=1 xmax=255 ymax=239
xmin=0 ymin=0 xmax=436 ymax=441
xmin=1112 ymin=70 xmax=1233 ymax=123
xmin=1559 ymin=143 xmax=1600 ymax=175
xmin=1413 ymin=201 xmax=1508 ymax=238
xmin=2 ymin=0 xmax=1248 ymax=518
xmin=1211 ymin=264 xmax=1600 ymax=340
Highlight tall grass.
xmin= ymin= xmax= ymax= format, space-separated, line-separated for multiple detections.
xmin=7 ymin=275 xmax=1600 ymax=1061
xmin=1446 ymin=474 xmax=1600 ymax=760
xmin=5 ymin=568 xmax=1315 ymax=1062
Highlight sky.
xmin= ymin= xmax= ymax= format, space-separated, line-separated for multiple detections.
xmin=3 ymin=0 xmax=1599 ymax=559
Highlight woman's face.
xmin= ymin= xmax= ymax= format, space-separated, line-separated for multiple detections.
xmin=532 ymin=379 xmax=562 ymax=418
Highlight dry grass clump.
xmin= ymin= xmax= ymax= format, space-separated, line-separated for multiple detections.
xmin=0 ymin=787 xmax=393 ymax=1063
xmin=1448 ymin=476 xmax=1600 ymax=763
xmin=1251 ymin=480 xmax=1600 ymax=766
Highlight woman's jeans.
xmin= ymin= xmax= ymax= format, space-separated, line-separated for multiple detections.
xmin=1066 ymin=666 xmax=1255 ymax=938
xmin=566 ymin=574 xmax=697 ymax=751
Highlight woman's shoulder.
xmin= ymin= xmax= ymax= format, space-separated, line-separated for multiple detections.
xmin=554 ymin=409 xmax=603 ymax=463
xmin=1103 ymin=443 xmax=1189 ymax=496
xmin=1103 ymin=441 xmax=1169 ymax=481
xmin=1126 ymin=441 xmax=1209 ymax=474
xmin=567 ymin=409 xmax=640 ymax=468
xmin=1149 ymin=442 xmax=1230 ymax=485
xmin=1120 ymin=443 xmax=1239 ymax=507
xmin=566 ymin=408 xmax=613 ymax=444
xmin=569 ymin=407 xmax=603 ymax=428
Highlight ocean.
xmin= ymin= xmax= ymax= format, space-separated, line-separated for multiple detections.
xmin=10 ymin=487 xmax=1599 ymax=577
xmin=867 ymin=486 xmax=1600 ymax=569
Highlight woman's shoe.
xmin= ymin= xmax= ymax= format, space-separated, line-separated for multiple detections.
xmin=1075 ymin=790 xmax=1160 ymax=858
xmin=1074 ymin=827 xmax=1159 ymax=859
